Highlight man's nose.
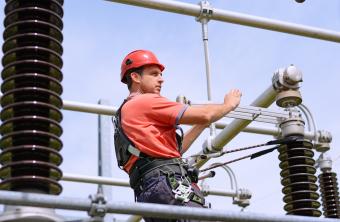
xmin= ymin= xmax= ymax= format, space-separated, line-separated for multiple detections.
xmin=158 ymin=75 xmax=164 ymax=83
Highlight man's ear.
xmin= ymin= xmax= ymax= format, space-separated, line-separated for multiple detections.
xmin=130 ymin=72 xmax=141 ymax=84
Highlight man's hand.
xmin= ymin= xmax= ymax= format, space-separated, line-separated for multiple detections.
xmin=179 ymin=89 xmax=242 ymax=125
xmin=224 ymin=89 xmax=242 ymax=110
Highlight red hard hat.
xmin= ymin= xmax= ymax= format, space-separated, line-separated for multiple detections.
xmin=120 ymin=50 xmax=165 ymax=84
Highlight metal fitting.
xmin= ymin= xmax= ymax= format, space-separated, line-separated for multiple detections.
xmin=272 ymin=65 xmax=303 ymax=90
xmin=88 ymin=193 xmax=107 ymax=218
xmin=279 ymin=109 xmax=305 ymax=137
xmin=196 ymin=0 xmax=213 ymax=23
xmin=272 ymin=65 xmax=303 ymax=107
xmin=233 ymin=188 xmax=252 ymax=208
xmin=314 ymin=130 xmax=332 ymax=152
xmin=203 ymin=136 xmax=219 ymax=154
xmin=316 ymin=153 xmax=333 ymax=173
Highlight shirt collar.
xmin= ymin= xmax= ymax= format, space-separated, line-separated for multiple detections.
xmin=127 ymin=91 xmax=142 ymax=100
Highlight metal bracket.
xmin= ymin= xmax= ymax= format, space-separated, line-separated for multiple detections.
xmin=314 ymin=130 xmax=332 ymax=152
xmin=233 ymin=188 xmax=252 ymax=208
xmin=196 ymin=1 xmax=213 ymax=23
xmin=272 ymin=65 xmax=302 ymax=91
xmin=203 ymin=136 xmax=220 ymax=154
xmin=88 ymin=193 xmax=107 ymax=218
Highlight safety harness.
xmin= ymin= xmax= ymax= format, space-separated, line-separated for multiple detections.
xmin=113 ymin=99 xmax=144 ymax=168
xmin=113 ymin=100 xmax=204 ymax=205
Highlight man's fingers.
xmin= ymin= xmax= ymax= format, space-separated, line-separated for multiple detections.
xmin=230 ymin=89 xmax=242 ymax=96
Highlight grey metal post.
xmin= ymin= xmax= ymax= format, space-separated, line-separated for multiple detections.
xmin=97 ymin=99 xmax=114 ymax=222
xmin=197 ymin=1 xmax=216 ymax=136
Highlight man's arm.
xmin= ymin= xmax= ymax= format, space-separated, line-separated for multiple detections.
xmin=178 ymin=89 xmax=242 ymax=125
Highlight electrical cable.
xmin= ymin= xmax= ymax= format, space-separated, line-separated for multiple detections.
xmin=199 ymin=136 xmax=304 ymax=172
xmin=191 ymin=136 xmax=302 ymax=160
xmin=200 ymin=145 xmax=280 ymax=172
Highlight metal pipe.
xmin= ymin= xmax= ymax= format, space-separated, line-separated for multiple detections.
xmin=202 ymin=188 xmax=238 ymax=198
xmin=62 ymin=173 xmax=237 ymax=198
xmin=63 ymin=99 xmax=117 ymax=115
xmin=0 ymin=89 xmax=303 ymax=144
xmin=63 ymin=98 xmax=326 ymax=142
xmin=1 ymin=190 xmax=339 ymax=222
xmin=105 ymin=0 xmax=340 ymax=43
xmin=62 ymin=98 xmax=320 ymax=140
xmin=202 ymin=19 xmax=217 ymax=136
xmin=62 ymin=173 xmax=130 ymax=187
xmin=201 ymin=19 xmax=213 ymax=102
xmin=215 ymin=121 xmax=316 ymax=140
xmin=197 ymin=1 xmax=216 ymax=137
xmin=97 ymin=99 xmax=115 ymax=222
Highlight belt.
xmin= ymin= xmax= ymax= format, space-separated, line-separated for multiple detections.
xmin=130 ymin=158 xmax=205 ymax=206
xmin=129 ymin=158 xmax=187 ymax=189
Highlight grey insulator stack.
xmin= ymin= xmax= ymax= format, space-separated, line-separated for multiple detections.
xmin=319 ymin=171 xmax=340 ymax=218
xmin=0 ymin=0 xmax=64 ymax=195
xmin=278 ymin=137 xmax=321 ymax=217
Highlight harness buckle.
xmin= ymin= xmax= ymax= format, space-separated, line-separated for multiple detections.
xmin=172 ymin=180 xmax=192 ymax=203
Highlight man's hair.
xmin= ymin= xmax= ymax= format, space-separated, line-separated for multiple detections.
xmin=126 ymin=66 xmax=144 ymax=90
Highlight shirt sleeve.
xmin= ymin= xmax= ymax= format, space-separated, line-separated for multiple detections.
xmin=143 ymin=94 xmax=187 ymax=126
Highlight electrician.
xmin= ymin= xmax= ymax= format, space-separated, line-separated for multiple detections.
xmin=114 ymin=49 xmax=241 ymax=222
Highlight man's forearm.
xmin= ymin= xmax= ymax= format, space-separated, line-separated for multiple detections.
xmin=179 ymin=103 xmax=235 ymax=125
xmin=203 ymin=104 xmax=235 ymax=123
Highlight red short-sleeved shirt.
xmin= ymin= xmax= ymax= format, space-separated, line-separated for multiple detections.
xmin=121 ymin=93 xmax=188 ymax=173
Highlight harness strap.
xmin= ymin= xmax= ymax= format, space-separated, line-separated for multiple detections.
xmin=129 ymin=158 xmax=186 ymax=188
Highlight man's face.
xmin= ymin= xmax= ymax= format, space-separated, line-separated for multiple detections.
xmin=139 ymin=65 xmax=164 ymax=94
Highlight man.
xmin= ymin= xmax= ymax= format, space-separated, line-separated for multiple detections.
xmin=114 ymin=50 xmax=241 ymax=221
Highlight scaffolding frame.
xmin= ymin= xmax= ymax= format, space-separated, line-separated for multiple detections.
xmin=0 ymin=190 xmax=339 ymax=222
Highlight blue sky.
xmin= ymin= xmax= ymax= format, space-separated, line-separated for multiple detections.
xmin=1 ymin=0 xmax=340 ymax=220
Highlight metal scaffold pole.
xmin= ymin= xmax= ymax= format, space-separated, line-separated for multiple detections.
xmin=96 ymin=99 xmax=115 ymax=222
xmin=197 ymin=0 xmax=216 ymax=136
xmin=0 ymin=190 xmax=339 ymax=222
xmin=105 ymin=0 xmax=340 ymax=43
